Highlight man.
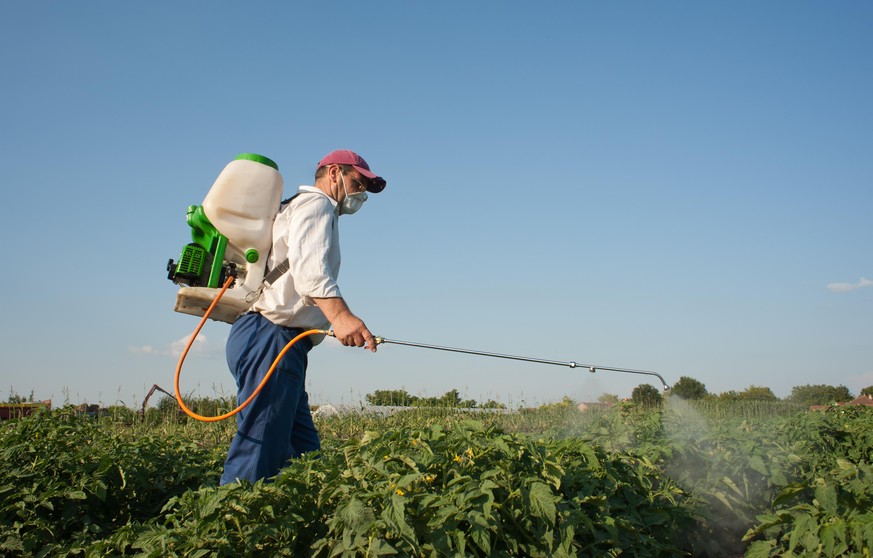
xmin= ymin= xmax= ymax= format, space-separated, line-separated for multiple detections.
xmin=220 ymin=149 xmax=386 ymax=485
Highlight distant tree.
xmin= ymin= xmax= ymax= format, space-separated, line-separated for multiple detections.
xmin=789 ymin=384 xmax=852 ymax=407
xmin=537 ymin=396 xmax=577 ymax=413
xmin=717 ymin=390 xmax=741 ymax=402
xmin=365 ymin=389 xmax=417 ymax=406
xmin=7 ymin=389 xmax=35 ymax=404
xmin=598 ymin=393 xmax=620 ymax=405
xmin=412 ymin=389 xmax=464 ymax=408
xmin=157 ymin=395 xmax=178 ymax=413
xmin=740 ymin=385 xmax=778 ymax=401
xmin=552 ymin=396 xmax=576 ymax=408
xmin=862 ymin=386 xmax=873 ymax=398
xmin=440 ymin=389 xmax=462 ymax=407
xmin=480 ymin=399 xmax=507 ymax=410
xmin=631 ymin=384 xmax=663 ymax=407
xmin=670 ymin=376 xmax=707 ymax=400
xmin=412 ymin=396 xmax=439 ymax=407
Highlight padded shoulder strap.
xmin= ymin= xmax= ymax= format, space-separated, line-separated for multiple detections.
xmin=263 ymin=258 xmax=289 ymax=286
xmin=261 ymin=191 xmax=307 ymax=287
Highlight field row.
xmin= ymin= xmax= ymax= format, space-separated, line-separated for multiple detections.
xmin=2 ymin=399 xmax=872 ymax=556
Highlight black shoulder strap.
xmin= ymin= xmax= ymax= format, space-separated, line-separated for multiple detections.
xmin=263 ymin=259 xmax=288 ymax=286
xmin=262 ymin=192 xmax=304 ymax=287
xmin=279 ymin=192 xmax=302 ymax=206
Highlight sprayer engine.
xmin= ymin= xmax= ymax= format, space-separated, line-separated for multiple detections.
xmin=166 ymin=245 xmax=238 ymax=288
xmin=166 ymin=205 xmax=240 ymax=289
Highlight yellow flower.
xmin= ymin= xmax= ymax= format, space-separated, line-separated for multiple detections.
xmin=395 ymin=488 xmax=405 ymax=496
xmin=453 ymin=454 xmax=462 ymax=462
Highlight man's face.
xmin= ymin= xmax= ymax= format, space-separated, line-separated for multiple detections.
xmin=337 ymin=167 xmax=370 ymax=201
xmin=345 ymin=169 xmax=370 ymax=193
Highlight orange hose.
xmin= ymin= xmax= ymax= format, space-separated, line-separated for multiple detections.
xmin=173 ymin=275 xmax=328 ymax=422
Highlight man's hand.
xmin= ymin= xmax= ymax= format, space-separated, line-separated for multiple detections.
xmin=313 ymin=297 xmax=377 ymax=352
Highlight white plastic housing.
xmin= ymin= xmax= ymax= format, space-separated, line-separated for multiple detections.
xmin=174 ymin=156 xmax=284 ymax=323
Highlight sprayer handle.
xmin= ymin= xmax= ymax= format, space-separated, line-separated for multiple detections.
xmin=325 ymin=329 xmax=385 ymax=350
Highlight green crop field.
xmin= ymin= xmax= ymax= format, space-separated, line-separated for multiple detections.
xmin=2 ymin=398 xmax=872 ymax=557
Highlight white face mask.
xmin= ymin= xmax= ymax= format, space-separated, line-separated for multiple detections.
xmin=339 ymin=172 xmax=368 ymax=215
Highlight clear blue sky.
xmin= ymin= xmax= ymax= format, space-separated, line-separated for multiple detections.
xmin=1 ymin=2 xmax=870 ymax=408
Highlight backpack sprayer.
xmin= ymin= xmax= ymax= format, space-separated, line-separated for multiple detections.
xmin=166 ymin=153 xmax=284 ymax=324
xmin=167 ymin=154 xmax=671 ymax=422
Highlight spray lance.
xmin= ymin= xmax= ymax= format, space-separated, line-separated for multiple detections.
xmin=173 ymin=277 xmax=671 ymax=422
xmin=373 ymin=336 xmax=671 ymax=392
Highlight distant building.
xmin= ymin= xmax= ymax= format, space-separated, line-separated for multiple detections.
xmin=810 ymin=394 xmax=873 ymax=411
xmin=848 ymin=395 xmax=873 ymax=407
xmin=0 ymin=400 xmax=51 ymax=420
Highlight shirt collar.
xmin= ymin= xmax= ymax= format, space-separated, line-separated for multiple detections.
xmin=298 ymin=185 xmax=338 ymax=208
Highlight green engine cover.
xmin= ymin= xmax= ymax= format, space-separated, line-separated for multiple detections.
xmin=167 ymin=205 xmax=230 ymax=288
xmin=175 ymin=243 xmax=209 ymax=279
xmin=185 ymin=205 xmax=229 ymax=288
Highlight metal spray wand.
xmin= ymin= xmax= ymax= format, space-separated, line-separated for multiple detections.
xmin=373 ymin=336 xmax=671 ymax=392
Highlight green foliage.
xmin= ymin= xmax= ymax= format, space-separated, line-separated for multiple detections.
xmin=536 ymin=396 xmax=577 ymax=413
xmin=0 ymin=409 xmax=224 ymax=556
xmin=716 ymin=390 xmax=742 ymax=401
xmin=789 ymin=384 xmax=853 ymax=407
xmin=156 ymin=394 xmax=180 ymax=414
xmin=415 ymin=388 xmax=463 ymax=408
xmin=631 ymin=383 xmax=663 ymax=407
xmin=671 ymin=376 xmax=707 ymax=400
xmin=740 ymin=385 xmax=778 ymax=401
xmin=691 ymin=399 xmax=805 ymax=420
xmin=745 ymin=460 xmax=873 ymax=557
xmin=364 ymin=389 xmax=504 ymax=409
xmin=6 ymin=389 xmax=35 ymax=404
xmin=744 ymin=407 xmax=873 ymax=557
xmin=365 ymin=389 xmax=418 ymax=406
xmin=3 ymin=397 xmax=873 ymax=557
xmin=98 ymin=421 xmax=691 ymax=557
xmin=479 ymin=399 xmax=507 ymax=410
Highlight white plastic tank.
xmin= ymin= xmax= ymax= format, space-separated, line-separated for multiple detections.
xmin=175 ymin=154 xmax=283 ymax=323
xmin=202 ymin=153 xmax=283 ymax=267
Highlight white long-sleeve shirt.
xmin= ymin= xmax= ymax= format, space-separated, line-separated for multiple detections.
xmin=252 ymin=186 xmax=341 ymax=334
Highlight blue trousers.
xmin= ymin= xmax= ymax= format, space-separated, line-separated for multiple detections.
xmin=220 ymin=312 xmax=320 ymax=485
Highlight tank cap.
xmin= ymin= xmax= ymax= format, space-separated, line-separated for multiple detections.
xmin=235 ymin=153 xmax=278 ymax=170
xmin=245 ymin=249 xmax=259 ymax=263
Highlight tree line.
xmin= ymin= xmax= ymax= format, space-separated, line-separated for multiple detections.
xmin=364 ymin=381 xmax=872 ymax=410
xmin=628 ymin=377 xmax=873 ymax=407
xmin=364 ymin=388 xmax=506 ymax=409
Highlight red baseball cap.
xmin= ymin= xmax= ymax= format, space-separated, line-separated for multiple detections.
xmin=317 ymin=149 xmax=386 ymax=193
